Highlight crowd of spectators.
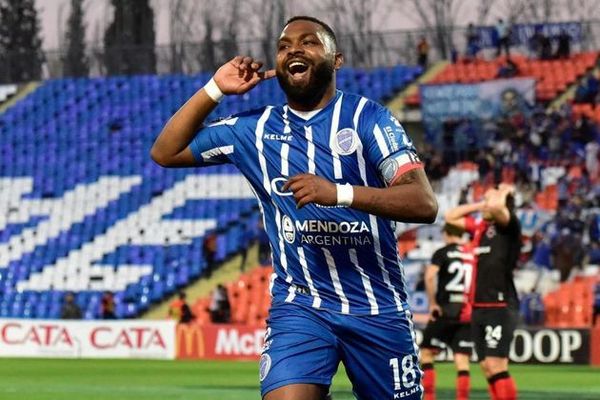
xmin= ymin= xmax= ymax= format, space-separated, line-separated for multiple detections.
xmin=462 ymin=21 xmax=573 ymax=62
xmin=575 ymin=70 xmax=600 ymax=105
xmin=423 ymin=99 xmax=600 ymax=283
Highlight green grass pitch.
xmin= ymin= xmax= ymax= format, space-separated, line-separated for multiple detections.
xmin=0 ymin=358 xmax=599 ymax=400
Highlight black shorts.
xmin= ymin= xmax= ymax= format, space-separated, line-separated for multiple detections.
xmin=421 ymin=318 xmax=473 ymax=355
xmin=471 ymin=307 xmax=518 ymax=361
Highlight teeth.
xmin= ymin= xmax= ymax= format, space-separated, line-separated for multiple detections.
xmin=289 ymin=62 xmax=306 ymax=68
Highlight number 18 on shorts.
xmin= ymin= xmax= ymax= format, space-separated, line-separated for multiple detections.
xmin=260 ymin=303 xmax=423 ymax=400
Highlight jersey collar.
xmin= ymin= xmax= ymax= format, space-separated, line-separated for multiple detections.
xmin=285 ymin=90 xmax=342 ymax=124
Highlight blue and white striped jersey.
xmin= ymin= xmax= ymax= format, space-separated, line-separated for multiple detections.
xmin=191 ymin=90 xmax=422 ymax=315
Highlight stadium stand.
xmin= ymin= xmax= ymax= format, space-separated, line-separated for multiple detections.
xmin=0 ymin=84 xmax=17 ymax=103
xmin=406 ymin=52 xmax=599 ymax=105
xmin=193 ymin=266 xmax=272 ymax=327
xmin=0 ymin=65 xmax=422 ymax=320
xmin=189 ymin=53 xmax=600 ymax=329
xmin=572 ymin=68 xmax=600 ymax=123
xmin=543 ymin=275 xmax=600 ymax=328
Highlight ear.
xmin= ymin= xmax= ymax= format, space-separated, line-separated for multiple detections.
xmin=334 ymin=52 xmax=344 ymax=70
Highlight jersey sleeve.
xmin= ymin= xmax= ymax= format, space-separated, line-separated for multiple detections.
xmin=360 ymin=103 xmax=423 ymax=186
xmin=190 ymin=116 xmax=240 ymax=166
xmin=464 ymin=215 xmax=479 ymax=235
xmin=430 ymin=248 xmax=446 ymax=267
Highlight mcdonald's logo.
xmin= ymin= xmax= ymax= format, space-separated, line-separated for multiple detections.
xmin=176 ymin=324 xmax=205 ymax=359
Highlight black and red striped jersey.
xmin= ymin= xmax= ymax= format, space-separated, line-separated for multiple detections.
xmin=465 ymin=212 xmax=521 ymax=308
xmin=430 ymin=243 xmax=474 ymax=322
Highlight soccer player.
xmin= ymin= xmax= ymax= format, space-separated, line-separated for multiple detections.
xmin=420 ymin=224 xmax=473 ymax=400
xmin=445 ymin=185 xmax=520 ymax=400
xmin=151 ymin=16 xmax=437 ymax=400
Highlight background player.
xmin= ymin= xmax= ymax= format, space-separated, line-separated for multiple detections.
xmin=420 ymin=224 xmax=473 ymax=400
xmin=445 ymin=185 xmax=520 ymax=400
xmin=151 ymin=16 xmax=437 ymax=400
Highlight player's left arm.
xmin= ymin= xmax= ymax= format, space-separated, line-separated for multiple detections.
xmin=425 ymin=263 xmax=442 ymax=320
xmin=353 ymin=167 xmax=437 ymax=223
xmin=283 ymin=106 xmax=437 ymax=223
xmin=282 ymin=168 xmax=436 ymax=223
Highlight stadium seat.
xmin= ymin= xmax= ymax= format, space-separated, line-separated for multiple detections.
xmin=412 ymin=52 xmax=599 ymax=106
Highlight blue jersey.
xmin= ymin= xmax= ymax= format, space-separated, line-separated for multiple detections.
xmin=191 ymin=90 xmax=422 ymax=315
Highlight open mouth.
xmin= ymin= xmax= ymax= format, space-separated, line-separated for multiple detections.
xmin=287 ymin=60 xmax=310 ymax=80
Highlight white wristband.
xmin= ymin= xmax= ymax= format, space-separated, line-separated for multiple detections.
xmin=336 ymin=184 xmax=354 ymax=207
xmin=204 ymin=78 xmax=224 ymax=103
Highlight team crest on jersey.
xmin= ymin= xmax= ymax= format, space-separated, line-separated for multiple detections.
xmin=486 ymin=225 xmax=497 ymax=239
xmin=259 ymin=354 xmax=272 ymax=381
xmin=332 ymin=128 xmax=359 ymax=155
xmin=281 ymin=215 xmax=295 ymax=243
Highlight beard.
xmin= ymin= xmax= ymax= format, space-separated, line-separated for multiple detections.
xmin=276 ymin=58 xmax=335 ymax=107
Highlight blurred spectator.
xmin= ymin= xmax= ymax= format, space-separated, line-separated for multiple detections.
xmin=497 ymin=58 xmax=519 ymax=78
xmin=531 ymin=234 xmax=552 ymax=270
xmin=168 ymin=291 xmax=195 ymax=323
xmin=414 ymin=264 xmax=426 ymax=292
xmin=168 ymin=293 xmax=183 ymax=320
xmin=101 ymin=291 xmax=116 ymax=319
xmin=555 ymin=30 xmax=571 ymax=59
xmin=416 ymin=36 xmax=430 ymax=69
xmin=529 ymin=29 xmax=542 ymax=58
xmin=475 ymin=149 xmax=492 ymax=180
xmin=450 ymin=46 xmax=458 ymax=64
xmin=587 ymin=241 xmax=600 ymax=265
xmin=424 ymin=151 xmax=447 ymax=191
xmin=209 ymin=284 xmax=231 ymax=323
xmin=495 ymin=18 xmax=511 ymax=57
xmin=530 ymin=29 xmax=552 ymax=60
xmin=465 ymin=23 xmax=480 ymax=59
xmin=539 ymin=33 xmax=553 ymax=60
xmin=61 ymin=292 xmax=82 ymax=319
xmin=203 ymin=232 xmax=217 ymax=276
xmin=257 ymin=220 xmax=271 ymax=266
xmin=552 ymin=230 xmax=584 ymax=282
xmin=589 ymin=212 xmax=600 ymax=243
xmin=585 ymin=140 xmax=599 ymax=180
xmin=574 ymin=72 xmax=599 ymax=105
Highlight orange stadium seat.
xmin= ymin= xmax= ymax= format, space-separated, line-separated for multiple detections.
xmin=544 ymin=276 xmax=599 ymax=328
xmin=191 ymin=266 xmax=274 ymax=326
xmin=410 ymin=52 xmax=599 ymax=107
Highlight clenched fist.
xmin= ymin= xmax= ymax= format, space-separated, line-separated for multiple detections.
xmin=283 ymin=174 xmax=338 ymax=209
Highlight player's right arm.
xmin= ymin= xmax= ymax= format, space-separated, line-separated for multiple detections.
xmin=425 ymin=263 xmax=441 ymax=320
xmin=151 ymin=56 xmax=275 ymax=167
xmin=444 ymin=201 xmax=485 ymax=230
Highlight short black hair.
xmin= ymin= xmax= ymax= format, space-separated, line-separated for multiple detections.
xmin=443 ymin=224 xmax=464 ymax=238
xmin=505 ymin=193 xmax=516 ymax=212
xmin=285 ymin=16 xmax=337 ymax=47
